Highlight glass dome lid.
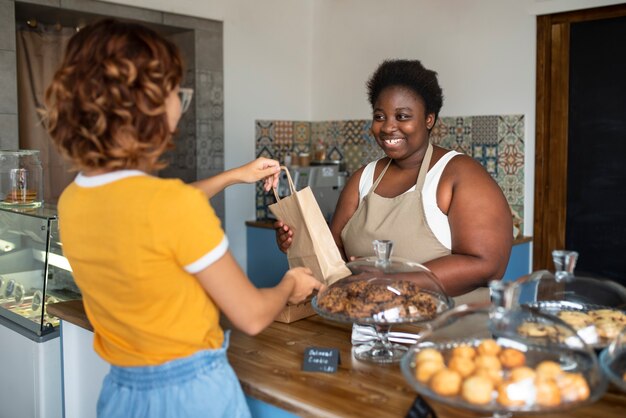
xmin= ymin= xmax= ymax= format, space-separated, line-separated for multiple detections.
xmin=312 ymin=240 xmax=454 ymax=325
xmin=504 ymin=250 xmax=626 ymax=349
xmin=401 ymin=303 xmax=607 ymax=417
xmin=599 ymin=327 xmax=626 ymax=393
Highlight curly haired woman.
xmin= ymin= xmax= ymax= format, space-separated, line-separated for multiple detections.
xmin=45 ymin=19 xmax=321 ymax=418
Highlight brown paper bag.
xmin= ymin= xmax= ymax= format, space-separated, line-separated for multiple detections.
xmin=269 ymin=167 xmax=351 ymax=285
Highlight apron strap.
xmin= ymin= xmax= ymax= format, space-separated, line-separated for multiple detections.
xmin=367 ymin=142 xmax=434 ymax=195
xmin=367 ymin=158 xmax=393 ymax=195
xmin=415 ymin=143 xmax=434 ymax=191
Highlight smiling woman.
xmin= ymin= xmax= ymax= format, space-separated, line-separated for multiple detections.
xmin=275 ymin=59 xmax=513 ymax=301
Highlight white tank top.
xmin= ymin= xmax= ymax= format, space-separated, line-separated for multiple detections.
xmin=358 ymin=150 xmax=462 ymax=249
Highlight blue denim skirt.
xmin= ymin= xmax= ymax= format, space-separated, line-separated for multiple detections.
xmin=97 ymin=331 xmax=250 ymax=418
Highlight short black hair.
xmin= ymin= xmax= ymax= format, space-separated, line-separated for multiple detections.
xmin=367 ymin=59 xmax=444 ymax=123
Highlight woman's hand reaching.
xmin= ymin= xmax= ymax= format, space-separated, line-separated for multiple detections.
xmin=282 ymin=267 xmax=325 ymax=304
xmin=234 ymin=157 xmax=281 ymax=192
xmin=192 ymin=157 xmax=281 ymax=198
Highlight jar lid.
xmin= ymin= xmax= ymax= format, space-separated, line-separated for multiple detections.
xmin=401 ymin=303 xmax=607 ymax=413
xmin=503 ymin=250 xmax=626 ymax=349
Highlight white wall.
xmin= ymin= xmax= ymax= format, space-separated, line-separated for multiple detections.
xmin=103 ymin=0 xmax=621 ymax=268
xmin=310 ymin=0 xmax=537 ymax=236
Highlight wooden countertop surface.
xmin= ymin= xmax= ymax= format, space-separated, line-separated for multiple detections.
xmin=47 ymin=300 xmax=625 ymax=418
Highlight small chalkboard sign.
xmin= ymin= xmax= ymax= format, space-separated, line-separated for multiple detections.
xmin=302 ymin=347 xmax=340 ymax=373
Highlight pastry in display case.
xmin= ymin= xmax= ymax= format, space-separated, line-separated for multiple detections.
xmin=0 ymin=205 xmax=79 ymax=338
xmin=504 ymin=250 xmax=626 ymax=350
xmin=312 ymin=239 xmax=454 ymax=363
xmin=599 ymin=327 xmax=626 ymax=393
xmin=401 ymin=302 xmax=607 ymax=417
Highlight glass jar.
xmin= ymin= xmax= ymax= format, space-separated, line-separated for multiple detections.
xmin=503 ymin=250 xmax=626 ymax=350
xmin=0 ymin=150 xmax=43 ymax=208
xmin=401 ymin=303 xmax=607 ymax=417
xmin=312 ymin=240 xmax=454 ymax=363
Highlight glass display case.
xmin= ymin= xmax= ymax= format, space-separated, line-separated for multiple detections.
xmin=0 ymin=204 xmax=79 ymax=339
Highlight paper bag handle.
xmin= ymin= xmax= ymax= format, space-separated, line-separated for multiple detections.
xmin=272 ymin=166 xmax=296 ymax=202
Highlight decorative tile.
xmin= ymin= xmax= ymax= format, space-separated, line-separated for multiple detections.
xmin=325 ymin=120 xmax=345 ymax=147
xmin=499 ymin=173 xmax=525 ymax=208
xmin=471 ymin=115 xmax=498 ymax=144
xmin=472 ymin=144 xmax=498 ymax=177
xmin=498 ymin=115 xmax=525 ymax=145
xmin=310 ymin=121 xmax=328 ymax=144
xmin=343 ymin=119 xmax=366 ymax=145
xmin=256 ymin=120 xmax=274 ymax=148
xmin=327 ymin=146 xmax=343 ymax=162
xmin=430 ymin=119 xmax=449 ymax=145
xmin=498 ymin=143 xmax=524 ymax=176
xmin=254 ymin=114 xmax=525 ymax=221
xmin=294 ymin=121 xmax=310 ymax=146
xmin=274 ymin=121 xmax=293 ymax=147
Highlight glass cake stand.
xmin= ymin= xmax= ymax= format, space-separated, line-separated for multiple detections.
xmin=312 ymin=240 xmax=454 ymax=364
xmin=400 ymin=303 xmax=607 ymax=418
xmin=503 ymin=250 xmax=626 ymax=350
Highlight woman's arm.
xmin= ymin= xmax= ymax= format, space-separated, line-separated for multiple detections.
xmin=423 ymin=155 xmax=513 ymax=296
xmin=192 ymin=157 xmax=280 ymax=199
xmin=195 ymin=251 xmax=323 ymax=335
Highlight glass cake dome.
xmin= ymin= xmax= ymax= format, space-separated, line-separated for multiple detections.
xmin=599 ymin=326 xmax=626 ymax=393
xmin=504 ymin=250 xmax=626 ymax=350
xmin=401 ymin=301 xmax=607 ymax=417
xmin=312 ymin=240 xmax=454 ymax=363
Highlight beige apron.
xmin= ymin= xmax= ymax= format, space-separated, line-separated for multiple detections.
xmin=341 ymin=143 xmax=488 ymax=305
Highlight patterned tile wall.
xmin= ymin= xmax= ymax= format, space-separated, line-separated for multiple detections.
xmin=255 ymin=115 xmax=525 ymax=227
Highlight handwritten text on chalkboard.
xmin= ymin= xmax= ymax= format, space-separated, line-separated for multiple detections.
xmin=302 ymin=347 xmax=340 ymax=373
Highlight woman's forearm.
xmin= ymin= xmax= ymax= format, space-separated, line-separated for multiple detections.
xmin=191 ymin=168 xmax=241 ymax=199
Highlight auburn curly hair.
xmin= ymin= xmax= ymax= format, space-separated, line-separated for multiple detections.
xmin=44 ymin=19 xmax=183 ymax=172
xmin=366 ymin=59 xmax=443 ymax=125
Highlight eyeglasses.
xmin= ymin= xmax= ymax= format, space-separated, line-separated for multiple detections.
xmin=178 ymin=88 xmax=194 ymax=114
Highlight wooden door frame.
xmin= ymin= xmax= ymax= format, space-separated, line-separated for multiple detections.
xmin=534 ymin=4 xmax=626 ymax=270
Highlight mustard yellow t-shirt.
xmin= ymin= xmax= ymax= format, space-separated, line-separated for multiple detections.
xmin=58 ymin=170 xmax=226 ymax=366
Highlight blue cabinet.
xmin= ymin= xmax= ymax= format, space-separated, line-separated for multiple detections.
xmin=503 ymin=239 xmax=532 ymax=282
xmin=246 ymin=222 xmax=289 ymax=288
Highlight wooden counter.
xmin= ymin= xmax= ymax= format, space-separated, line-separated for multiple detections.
xmin=48 ymin=301 xmax=626 ymax=418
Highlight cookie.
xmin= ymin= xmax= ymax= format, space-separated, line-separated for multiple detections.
xmin=448 ymin=356 xmax=475 ymax=378
xmin=477 ymin=339 xmax=501 ymax=356
xmin=517 ymin=322 xmax=558 ymax=338
xmin=557 ymin=311 xmax=592 ymax=330
xmin=461 ymin=375 xmax=494 ymax=405
xmin=497 ymin=380 xmax=526 ymax=407
xmin=451 ymin=345 xmax=476 ymax=359
xmin=498 ymin=348 xmax=526 ymax=369
xmin=535 ymin=379 xmax=561 ymax=407
xmin=416 ymin=348 xmax=444 ymax=365
xmin=557 ymin=372 xmax=590 ymax=402
xmin=429 ymin=369 xmax=462 ymax=396
xmin=415 ymin=360 xmax=445 ymax=383
xmin=509 ymin=366 xmax=536 ymax=382
xmin=536 ymin=361 xmax=563 ymax=380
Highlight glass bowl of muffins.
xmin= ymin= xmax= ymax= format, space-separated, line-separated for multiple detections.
xmin=400 ymin=303 xmax=607 ymax=416
xmin=599 ymin=327 xmax=626 ymax=392
xmin=312 ymin=240 xmax=454 ymax=363
xmin=504 ymin=250 xmax=626 ymax=350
